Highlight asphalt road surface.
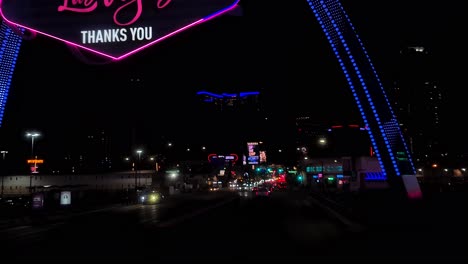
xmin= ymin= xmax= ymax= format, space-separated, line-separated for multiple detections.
xmin=1 ymin=190 xmax=466 ymax=262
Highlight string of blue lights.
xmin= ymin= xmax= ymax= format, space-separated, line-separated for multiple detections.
xmin=306 ymin=0 xmax=416 ymax=182
xmin=0 ymin=20 xmax=23 ymax=127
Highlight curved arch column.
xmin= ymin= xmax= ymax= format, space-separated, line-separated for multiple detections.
xmin=0 ymin=20 xmax=23 ymax=127
xmin=306 ymin=0 xmax=417 ymax=195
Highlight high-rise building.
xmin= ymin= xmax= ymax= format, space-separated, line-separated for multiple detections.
xmin=388 ymin=46 xmax=445 ymax=166
xmin=196 ymin=90 xmax=266 ymax=153
xmin=196 ymin=90 xmax=262 ymax=112
xmin=74 ymin=129 xmax=113 ymax=173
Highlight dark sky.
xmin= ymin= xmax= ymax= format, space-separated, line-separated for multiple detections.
xmin=0 ymin=0 xmax=466 ymax=157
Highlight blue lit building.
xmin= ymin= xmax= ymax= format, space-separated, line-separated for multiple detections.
xmin=196 ymin=90 xmax=262 ymax=112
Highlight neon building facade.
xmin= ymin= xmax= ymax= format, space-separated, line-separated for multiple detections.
xmin=0 ymin=0 xmax=416 ymax=192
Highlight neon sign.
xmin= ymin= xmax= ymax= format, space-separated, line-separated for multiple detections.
xmin=208 ymin=153 xmax=238 ymax=163
xmin=0 ymin=0 xmax=239 ymax=60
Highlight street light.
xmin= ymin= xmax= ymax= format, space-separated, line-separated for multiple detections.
xmin=26 ymin=132 xmax=40 ymax=193
xmin=136 ymin=149 xmax=143 ymax=188
xmin=26 ymin=132 xmax=40 ymax=158
xmin=1 ymin=150 xmax=7 ymax=160
xmin=1 ymin=150 xmax=7 ymax=198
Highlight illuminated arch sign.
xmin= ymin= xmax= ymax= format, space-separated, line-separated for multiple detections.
xmin=0 ymin=0 xmax=239 ymax=60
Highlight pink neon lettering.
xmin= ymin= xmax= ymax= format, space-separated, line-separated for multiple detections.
xmin=113 ymin=0 xmax=142 ymax=26
xmin=58 ymin=0 xmax=98 ymax=13
xmin=157 ymin=0 xmax=172 ymax=8
xmin=57 ymin=0 xmax=173 ymax=26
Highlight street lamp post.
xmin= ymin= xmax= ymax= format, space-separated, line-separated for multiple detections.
xmin=0 ymin=150 xmax=7 ymax=160
xmin=1 ymin=150 xmax=7 ymax=198
xmin=27 ymin=132 xmax=40 ymax=158
xmin=136 ymin=149 xmax=143 ymax=189
xmin=26 ymin=132 xmax=40 ymax=193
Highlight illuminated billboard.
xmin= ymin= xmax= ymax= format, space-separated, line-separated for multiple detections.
xmin=208 ymin=153 xmax=238 ymax=164
xmin=259 ymin=150 xmax=266 ymax=163
xmin=0 ymin=0 xmax=239 ymax=60
xmin=247 ymin=142 xmax=259 ymax=165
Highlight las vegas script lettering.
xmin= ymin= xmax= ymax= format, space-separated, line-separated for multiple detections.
xmin=57 ymin=0 xmax=173 ymax=44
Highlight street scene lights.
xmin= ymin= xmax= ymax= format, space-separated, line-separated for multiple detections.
xmin=26 ymin=131 xmax=40 ymax=193
xmin=26 ymin=132 xmax=40 ymax=158
xmin=136 ymin=149 xmax=143 ymax=188
xmin=137 ymin=149 xmax=142 ymax=163
xmin=1 ymin=150 xmax=7 ymax=198
xmin=318 ymin=137 xmax=327 ymax=147
xmin=1 ymin=150 xmax=7 ymax=160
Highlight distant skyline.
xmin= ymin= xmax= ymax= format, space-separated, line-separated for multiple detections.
xmin=1 ymin=0 xmax=466 ymax=163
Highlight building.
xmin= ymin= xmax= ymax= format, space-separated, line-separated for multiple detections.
xmin=41 ymin=129 xmax=115 ymax=175
xmin=294 ymin=116 xmax=328 ymax=159
xmin=0 ymin=170 xmax=153 ymax=197
xmin=326 ymin=124 xmax=373 ymax=158
xmin=196 ymin=90 xmax=262 ymax=112
xmin=388 ymin=46 xmax=446 ymax=168
xmin=196 ymin=90 xmax=269 ymax=155
xmin=295 ymin=117 xmax=372 ymax=160
xmin=297 ymin=156 xmax=388 ymax=192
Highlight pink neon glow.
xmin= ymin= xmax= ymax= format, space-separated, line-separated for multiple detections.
xmin=230 ymin=153 xmax=238 ymax=162
xmin=207 ymin=153 xmax=217 ymax=162
xmin=57 ymin=0 xmax=173 ymax=27
xmin=407 ymin=191 xmax=423 ymax=200
xmin=0 ymin=1 xmax=239 ymax=60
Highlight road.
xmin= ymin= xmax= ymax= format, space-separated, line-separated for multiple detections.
xmin=1 ymin=189 xmax=466 ymax=262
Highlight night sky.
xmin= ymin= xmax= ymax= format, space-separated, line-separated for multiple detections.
xmin=0 ymin=0 xmax=466 ymax=160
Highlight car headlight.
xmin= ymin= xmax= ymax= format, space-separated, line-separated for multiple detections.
xmin=149 ymin=194 xmax=159 ymax=202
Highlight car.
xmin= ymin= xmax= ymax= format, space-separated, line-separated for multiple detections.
xmin=209 ymin=186 xmax=219 ymax=191
xmin=139 ymin=189 xmax=165 ymax=204
xmin=254 ymin=187 xmax=270 ymax=197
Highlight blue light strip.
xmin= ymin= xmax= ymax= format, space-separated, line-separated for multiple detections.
xmin=365 ymin=172 xmax=386 ymax=181
xmin=240 ymin=91 xmax=260 ymax=97
xmin=306 ymin=0 xmax=416 ymax=179
xmin=201 ymin=0 xmax=240 ymax=20
xmin=221 ymin=93 xmax=237 ymax=97
xmin=197 ymin=90 xmax=260 ymax=99
xmin=0 ymin=21 xmax=23 ymax=127
xmin=196 ymin=91 xmax=224 ymax=98
xmin=335 ymin=2 xmax=415 ymax=173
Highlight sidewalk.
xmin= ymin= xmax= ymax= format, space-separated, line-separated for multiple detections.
xmin=0 ymin=190 xmax=212 ymax=230
xmin=0 ymin=201 xmax=123 ymax=230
